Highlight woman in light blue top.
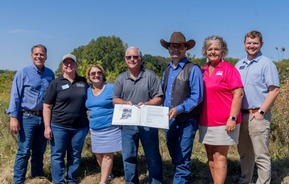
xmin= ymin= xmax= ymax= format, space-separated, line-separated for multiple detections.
xmin=85 ymin=65 xmax=121 ymax=184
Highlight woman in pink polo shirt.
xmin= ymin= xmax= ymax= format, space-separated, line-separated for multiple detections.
xmin=199 ymin=35 xmax=243 ymax=184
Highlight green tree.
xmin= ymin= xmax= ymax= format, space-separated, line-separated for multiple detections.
xmin=73 ymin=36 xmax=127 ymax=71
xmin=193 ymin=58 xmax=206 ymax=67
xmin=55 ymin=36 xmax=127 ymax=77
xmin=77 ymin=59 xmax=103 ymax=77
xmin=142 ymin=54 xmax=168 ymax=77
xmin=225 ymin=57 xmax=239 ymax=65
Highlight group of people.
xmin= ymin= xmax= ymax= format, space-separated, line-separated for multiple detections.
xmin=6 ymin=30 xmax=280 ymax=184
xmin=6 ymin=48 xmax=120 ymax=184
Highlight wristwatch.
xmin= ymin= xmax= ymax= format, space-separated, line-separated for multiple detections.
xmin=230 ymin=116 xmax=236 ymax=121
xmin=258 ymin=109 xmax=266 ymax=116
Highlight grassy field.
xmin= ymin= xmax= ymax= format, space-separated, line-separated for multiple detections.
xmin=0 ymin=71 xmax=289 ymax=184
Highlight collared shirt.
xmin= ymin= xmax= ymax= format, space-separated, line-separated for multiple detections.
xmin=113 ymin=67 xmax=163 ymax=104
xmin=6 ymin=64 xmax=54 ymax=117
xmin=44 ymin=75 xmax=89 ymax=128
xmin=200 ymin=61 xmax=243 ymax=126
xmin=162 ymin=57 xmax=203 ymax=114
xmin=235 ymin=52 xmax=280 ymax=109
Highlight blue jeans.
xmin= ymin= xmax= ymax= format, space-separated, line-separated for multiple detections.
xmin=14 ymin=113 xmax=47 ymax=184
xmin=122 ymin=126 xmax=163 ymax=184
xmin=166 ymin=117 xmax=198 ymax=184
xmin=50 ymin=123 xmax=88 ymax=184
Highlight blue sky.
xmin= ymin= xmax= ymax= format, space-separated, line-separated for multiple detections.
xmin=0 ymin=1 xmax=288 ymax=71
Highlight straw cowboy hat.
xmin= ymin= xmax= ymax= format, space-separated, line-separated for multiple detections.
xmin=160 ymin=32 xmax=196 ymax=50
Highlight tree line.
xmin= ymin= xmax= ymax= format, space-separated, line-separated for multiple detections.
xmin=54 ymin=36 xmax=241 ymax=81
xmin=2 ymin=35 xmax=288 ymax=83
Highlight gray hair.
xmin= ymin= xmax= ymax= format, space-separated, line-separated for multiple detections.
xmin=31 ymin=44 xmax=47 ymax=55
xmin=202 ymin=35 xmax=228 ymax=57
xmin=125 ymin=47 xmax=142 ymax=58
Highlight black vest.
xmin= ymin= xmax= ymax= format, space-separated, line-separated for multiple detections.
xmin=163 ymin=61 xmax=201 ymax=120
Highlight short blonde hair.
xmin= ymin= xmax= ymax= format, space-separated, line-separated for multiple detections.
xmin=86 ymin=65 xmax=106 ymax=85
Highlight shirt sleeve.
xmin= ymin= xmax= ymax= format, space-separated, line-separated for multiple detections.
xmin=175 ymin=65 xmax=204 ymax=114
xmin=113 ymin=75 xmax=123 ymax=99
xmin=6 ymin=70 xmax=25 ymax=117
xmin=149 ymin=72 xmax=163 ymax=99
xmin=265 ymin=62 xmax=280 ymax=87
xmin=43 ymin=80 xmax=57 ymax=105
xmin=226 ymin=64 xmax=243 ymax=90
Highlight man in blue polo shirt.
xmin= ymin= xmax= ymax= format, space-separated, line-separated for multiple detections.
xmin=236 ymin=30 xmax=280 ymax=184
xmin=6 ymin=44 xmax=54 ymax=184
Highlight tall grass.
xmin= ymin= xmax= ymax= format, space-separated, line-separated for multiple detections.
xmin=0 ymin=72 xmax=289 ymax=183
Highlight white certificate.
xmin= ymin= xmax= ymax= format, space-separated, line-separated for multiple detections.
xmin=112 ymin=104 xmax=169 ymax=129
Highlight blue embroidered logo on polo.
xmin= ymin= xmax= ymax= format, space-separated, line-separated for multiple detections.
xmin=239 ymin=66 xmax=245 ymax=70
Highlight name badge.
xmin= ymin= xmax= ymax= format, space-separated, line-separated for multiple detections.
xmin=239 ymin=66 xmax=245 ymax=70
xmin=61 ymin=84 xmax=69 ymax=90
xmin=216 ymin=71 xmax=223 ymax=76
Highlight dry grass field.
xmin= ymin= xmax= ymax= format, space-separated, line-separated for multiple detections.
xmin=0 ymin=72 xmax=289 ymax=184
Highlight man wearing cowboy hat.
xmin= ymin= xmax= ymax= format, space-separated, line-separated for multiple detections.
xmin=161 ymin=32 xmax=203 ymax=183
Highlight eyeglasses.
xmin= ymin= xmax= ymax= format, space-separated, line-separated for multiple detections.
xmin=63 ymin=61 xmax=76 ymax=66
xmin=168 ymin=46 xmax=185 ymax=50
xmin=89 ymin=71 xmax=103 ymax=76
xmin=125 ymin=55 xmax=139 ymax=60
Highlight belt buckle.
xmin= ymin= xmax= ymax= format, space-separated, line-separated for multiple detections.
xmin=24 ymin=110 xmax=42 ymax=116
xmin=35 ymin=110 xmax=42 ymax=116
xmin=251 ymin=109 xmax=258 ymax=113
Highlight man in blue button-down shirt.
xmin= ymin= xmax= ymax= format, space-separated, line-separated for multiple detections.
xmin=6 ymin=44 xmax=54 ymax=184
xmin=236 ymin=30 xmax=280 ymax=184
xmin=161 ymin=32 xmax=203 ymax=184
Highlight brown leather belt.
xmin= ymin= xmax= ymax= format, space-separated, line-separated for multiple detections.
xmin=241 ymin=108 xmax=259 ymax=114
xmin=24 ymin=110 xmax=43 ymax=116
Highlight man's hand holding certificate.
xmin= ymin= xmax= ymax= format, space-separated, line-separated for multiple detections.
xmin=112 ymin=104 xmax=169 ymax=129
